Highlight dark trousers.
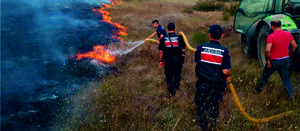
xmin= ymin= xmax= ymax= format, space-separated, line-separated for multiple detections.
xmin=164 ymin=61 xmax=183 ymax=95
xmin=256 ymin=58 xmax=294 ymax=100
xmin=194 ymin=78 xmax=225 ymax=129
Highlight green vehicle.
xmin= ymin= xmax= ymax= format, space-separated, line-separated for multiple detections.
xmin=234 ymin=0 xmax=300 ymax=70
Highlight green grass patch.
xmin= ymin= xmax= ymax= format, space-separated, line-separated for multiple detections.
xmin=222 ymin=12 xmax=231 ymax=21
xmin=191 ymin=31 xmax=209 ymax=46
xmin=181 ymin=8 xmax=194 ymax=14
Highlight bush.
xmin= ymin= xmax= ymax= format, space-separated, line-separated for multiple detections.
xmin=182 ymin=8 xmax=194 ymax=14
xmin=223 ymin=3 xmax=239 ymax=16
xmin=191 ymin=31 xmax=209 ymax=46
xmin=193 ymin=1 xmax=224 ymax=12
xmin=222 ymin=12 xmax=231 ymax=21
xmin=222 ymin=3 xmax=239 ymax=21
xmin=193 ymin=0 xmax=239 ymax=16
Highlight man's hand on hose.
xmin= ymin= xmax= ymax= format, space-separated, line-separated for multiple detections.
xmin=226 ymin=76 xmax=231 ymax=83
xmin=159 ymin=61 xmax=164 ymax=68
xmin=223 ymin=69 xmax=231 ymax=83
xmin=145 ymin=32 xmax=157 ymax=41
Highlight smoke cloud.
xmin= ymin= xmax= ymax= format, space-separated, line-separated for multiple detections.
xmin=1 ymin=0 xmax=118 ymax=129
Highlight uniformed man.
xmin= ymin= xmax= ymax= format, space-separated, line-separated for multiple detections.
xmin=194 ymin=24 xmax=231 ymax=130
xmin=145 ymin=19 xmax=167 ymax=41
xmin=158 ymin=22 xmax=186 ymax=96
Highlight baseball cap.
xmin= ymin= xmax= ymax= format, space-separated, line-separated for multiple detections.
xmin=208 ymin=24 xmax=223 ymax=34
xmin=167 ymin=22 xmax=176 ymax=31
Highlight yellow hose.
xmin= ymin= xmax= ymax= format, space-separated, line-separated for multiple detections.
xmin=145 ymin=32 xmax=294 ymax=123
xmin=144 ymin=32 xmax=196 ymax=52
xmin=178 ymin=32 xmax=196 ymax=52
xmin=144 ymin=39 xmax=159 ymax=44
xmin=228 ymin=83 xmax=293 ymax=123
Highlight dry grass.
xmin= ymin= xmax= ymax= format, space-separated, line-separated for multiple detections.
xmin=109 ymin=0 xmax=223 ymax=39
xmin=58 ymin=0 xmax=300 ymax=130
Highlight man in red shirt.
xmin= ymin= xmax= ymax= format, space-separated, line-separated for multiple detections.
xmin=255 ymin=20 xmax=298 ymax=101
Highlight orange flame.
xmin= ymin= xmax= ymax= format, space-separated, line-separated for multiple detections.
xmin=74 ymin=0 xmax=126 ymax=64
xmin=92 ymin=0 xmax=127 ymax=42
xmin=75 ymin=45 xmax=116 ymax=64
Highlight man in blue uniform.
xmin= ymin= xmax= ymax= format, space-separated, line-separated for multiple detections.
xmin=145 ymin=19 xmax=167 ymax=40
xmin=194 ymin=24 xmax=231 ymax=130
xmin=158 ymin=22 xmax=186 ymax=96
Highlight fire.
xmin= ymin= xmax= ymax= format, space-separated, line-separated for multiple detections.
xmin=74 ymin=0 xmax=127 ymax=64
xmin=75 ymin=45 xmax=116 ymax=64
xmin=92 ymin=0 xmax=127 ymax=41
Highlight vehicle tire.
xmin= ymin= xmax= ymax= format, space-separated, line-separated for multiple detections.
xmin=241 ymin=34 xmax=256 ymax=57
xmin=257 ymin=26 xmax=271 ymax=67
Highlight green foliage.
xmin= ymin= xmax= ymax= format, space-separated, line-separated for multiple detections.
xmin=193 ymin=1 xmax=224 ymax=12
xmin=222 ymin=3 xmax=239 ymax=21
xmin=193 ymin=0 xmax=239 ymax=21
xmin=181 ymin=8 xmax=194 ymax=14
xmin=223 ymin=3 xmax=239 ymax=16
xmin=191 ymin=31 xmax=209 ymax=45
xmin=222 ymin=12 xmax=231 ymax=21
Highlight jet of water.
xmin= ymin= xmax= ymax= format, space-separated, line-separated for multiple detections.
xmin=109 ymin=40 xmax=145 ymax=56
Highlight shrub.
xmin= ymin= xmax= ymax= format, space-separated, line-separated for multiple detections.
xmin=193 ymin=0 xmax=239 ymax=16
xmin=193 ymin=1 xmax=224 ymax=12
xmin=222 ymin=3 xmax=239 ymax=21
xmin=222 ymin=12 xmax=231 ymax=21
xmin=223 ymin=3 xmax=239 ymax=16
xmin=182 ymin=8 xmax=194 ymax=14
xmin=191 ymin=31 xmax=209 ymax=46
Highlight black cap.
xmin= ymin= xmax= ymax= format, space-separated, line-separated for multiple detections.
xmin=167 ymin=22 xmax=176 ymax=31
xmin=208 ymin=24 xmax=223 ymax=40
xmin=208 ymin=24 xmax=223 ymax=34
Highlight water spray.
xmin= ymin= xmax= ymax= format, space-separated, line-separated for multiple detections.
xmin=109 ymin=40 xmax=145 ymax=56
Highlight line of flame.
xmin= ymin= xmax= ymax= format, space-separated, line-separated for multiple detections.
xmin=75 ymin=45 xmax=116 ymax=64
xmin=74 ymin=0 xmax=126 ymax=64
xmin=92 ymin=0 xmax=127 ymax=42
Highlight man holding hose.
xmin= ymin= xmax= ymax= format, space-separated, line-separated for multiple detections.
xmin=158 ymin=22 xmax=186 ymax=96
xmin=194 ymin=24 xmax=231 ymax=130
xmin=145 ymin=19 xmax=167 ymax=41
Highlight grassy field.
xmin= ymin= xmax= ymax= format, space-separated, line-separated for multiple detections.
xmin=59 ymin=0 xmax=300 ymax=130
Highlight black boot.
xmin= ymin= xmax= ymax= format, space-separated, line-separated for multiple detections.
xmin=174 ymin=83 xmax=180 ymax=91
xmin=168 ymin=85 xmax=176 ymax=96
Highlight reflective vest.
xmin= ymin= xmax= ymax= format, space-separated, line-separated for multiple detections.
xmin=196 ymin=41 xmax=229 ymax=82
xmin=163 ymin=33 xmax=184 ymax=62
